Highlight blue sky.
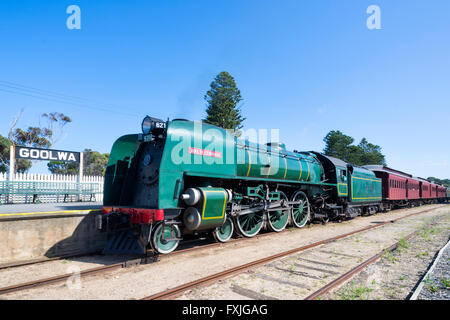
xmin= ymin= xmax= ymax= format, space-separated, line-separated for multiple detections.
xmin=0 ymin=0 xmax=449 ymax=178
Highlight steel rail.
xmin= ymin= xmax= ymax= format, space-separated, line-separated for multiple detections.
xmin=0 ymin=263 xmax=124 ymax=295
xmin=143 ymin=205 xmax=445 ymax=300
xmin=304 ymin=217 xmax=442 ymax=300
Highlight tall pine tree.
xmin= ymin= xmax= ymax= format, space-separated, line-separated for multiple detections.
xmin=204 ymin=71 xmax=245 ymax=132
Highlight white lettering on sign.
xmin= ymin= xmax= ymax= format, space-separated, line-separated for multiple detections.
xmin=19 ymin=148 xmax=29 ymax=158
xmin=58 ymin=151 xmax=68 ymax=161
xmin=15 ymin=147 xmax=80 ymax=162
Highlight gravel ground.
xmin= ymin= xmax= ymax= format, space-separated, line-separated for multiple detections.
xmin=417 ymin=240 xmax=450 ymax=300
xmin=0 ymin=254 xmax=133 ymax=287
xmin=176 ymin=208 xmax=450 ymax=300
xmin=320 ymin=213 xmax=450 ymax=300
xmin=1 ymin=204 xmax=448 ymax=300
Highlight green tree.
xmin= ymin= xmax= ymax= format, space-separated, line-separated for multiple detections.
xmin=10 ymin=112 xmax=71 ymax=149
xmin=323 ymin=131 xmax=355 ymax=161
xmin=323 ymin=130 xmax=386 ymax=166
xmin=204 ymin=71 xmax=245 ymax=132
xmin=47 ymin=149 xmax=109 ymax=176
xmin=358 ymin=138 xmax=386 ymax=165
xmin=0 ymin=134 xmax=32 ymax=173
xmin=0 ymin=111 xmax=72 ymax=173
xmin=47 ymin=161 xmax=78 ymax=174
xmin=83 ymin=149 xmax=109 ymax=176
xmin=427 ymin=177 xmax=450 ymax=187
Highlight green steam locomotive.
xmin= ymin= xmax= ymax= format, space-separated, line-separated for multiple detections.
xmin=99 ymin=116 xmax=382 ymax=254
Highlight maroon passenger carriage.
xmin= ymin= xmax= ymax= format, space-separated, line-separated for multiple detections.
xmin=365 ymin=165 xmax=415 ymax=209
xmin=437 ymin=185 xmax=447 ymax=202
xmin=417 ymin=177 xmax=432 ymax=202
xmin=363 ymin=166 xmax=446 ymax=209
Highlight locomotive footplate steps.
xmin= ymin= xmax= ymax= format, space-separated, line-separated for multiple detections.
xmin=103 ymin=229 xmax=148 ymax=254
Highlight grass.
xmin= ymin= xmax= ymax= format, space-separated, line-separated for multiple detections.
xmin=426 ymin=284 xmax=439 ymax=293
xmin=399 ymin=276 xmax=407 ymax=281
xmin=423 ymin=275 xmax=439 ymax=293
xmin=397 ymin=238 xmax=410 ymax=253
xmin=335 ymin=281 xmax=374 ymax=300
xmin=441 ymin=278 xmax=450 ymax=289
xmin=418 ymin=226 xmax=442 ymax=241
xmin=416 ymin=251 xmax=429 ymax=258
xmin=381 ymin=249 xmax=398 ymax=263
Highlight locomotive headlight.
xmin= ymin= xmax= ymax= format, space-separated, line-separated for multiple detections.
xmin=142 ymin=115 xmax=166 ymax=135
xmin=142 ymin=116 xmax=152 ymax=135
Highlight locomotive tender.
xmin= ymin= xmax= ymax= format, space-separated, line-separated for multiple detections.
xmin=99 ymin=116 xmax=448 ymax=254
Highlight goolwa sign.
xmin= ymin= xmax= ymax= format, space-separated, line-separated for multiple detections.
xmin=15 ymin=146 xmax=80 ymax=163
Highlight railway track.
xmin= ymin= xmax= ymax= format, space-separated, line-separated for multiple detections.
xmin=2 ymin=203 xmax=443 ymax=273
xmin=0 ymin=204 xmax=446 ymax=297
xmin=144 ymin=205 xmax=446 ymax=300
xmin=304 ymin=217 xmax=443 ymax=300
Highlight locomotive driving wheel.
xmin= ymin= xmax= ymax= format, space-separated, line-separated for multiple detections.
xmin=212 ymin=216 xmax=234 ymax=243
xmin=290 ymin=190 xmax=310 ymax=228
xmin=151 ymin=222 xmax=181 ymax=254
xmin=267 ymin=191 xmax=290 ymax=232
xmin=235 ymin=210 xmax=264 ymax=238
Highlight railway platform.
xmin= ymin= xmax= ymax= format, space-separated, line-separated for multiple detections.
xmin=0 ymin=202 xmax=106 ymax=266
xmin=0 ymin=202 xmax=102 ymax=220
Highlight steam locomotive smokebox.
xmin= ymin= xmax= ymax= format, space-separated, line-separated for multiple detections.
xmin=183 ymin=187 xmax=229 ymax=231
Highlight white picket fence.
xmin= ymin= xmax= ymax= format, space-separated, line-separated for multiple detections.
xmin=0 ymin=172 xmax=104 ymax=204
